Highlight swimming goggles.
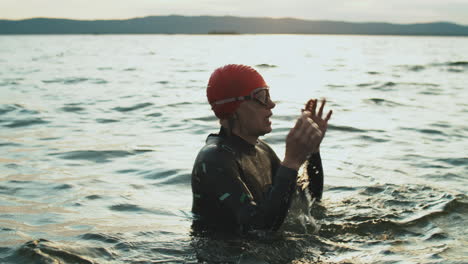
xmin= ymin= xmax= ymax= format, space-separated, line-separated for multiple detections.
xmin=210 ymin=87 xmax=270 ymax=107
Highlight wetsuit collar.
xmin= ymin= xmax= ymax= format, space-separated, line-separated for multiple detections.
xmin=218 ymin=126 xmax=256 ymax=151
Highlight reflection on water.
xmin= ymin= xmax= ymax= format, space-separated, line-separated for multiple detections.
xmin=0 ymin=34 xmax=467 ymax=263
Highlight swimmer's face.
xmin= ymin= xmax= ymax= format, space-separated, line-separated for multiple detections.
xmin=234 ymin=95 xmax=275 ymax=137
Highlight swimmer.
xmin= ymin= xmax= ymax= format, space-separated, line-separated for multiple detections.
xmin=191 ymin=64 xmax=332 ymax=234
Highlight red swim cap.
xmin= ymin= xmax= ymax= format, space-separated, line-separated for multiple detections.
xmin=207 ymin=64 xmax=267 ymax=119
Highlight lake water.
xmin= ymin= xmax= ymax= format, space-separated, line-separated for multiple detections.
xmin=0 ymin=34 xmax=467 ymax=263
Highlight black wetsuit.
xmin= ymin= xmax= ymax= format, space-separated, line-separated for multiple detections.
xmin=191 ymin=127 xmax=324 ymax=234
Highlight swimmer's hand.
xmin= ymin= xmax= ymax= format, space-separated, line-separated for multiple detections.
xmin=302 ymin=98 xmax=332 ymax=153
xmin=282 ymin=111 xmax=323 ymax=171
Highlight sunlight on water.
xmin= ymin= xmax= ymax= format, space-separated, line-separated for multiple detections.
xmin=0 ymin=34 xmax=467 ymax=263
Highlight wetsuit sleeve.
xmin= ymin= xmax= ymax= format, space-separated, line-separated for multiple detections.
xmin=196 ymin=148 xmax=297 ymax=232
xmin=307 ymin=152 xmax=324 ymax=201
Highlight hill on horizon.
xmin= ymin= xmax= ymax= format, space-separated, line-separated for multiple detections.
xmin=1 ymin=15 xmax=468 ymax=36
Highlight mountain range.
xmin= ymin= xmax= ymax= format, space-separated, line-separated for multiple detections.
xmin=1 ymin=15 xmax=467 ymax=36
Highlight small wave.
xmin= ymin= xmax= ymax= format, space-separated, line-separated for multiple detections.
xmin=400 ymin=61 xmax=468 ymax=74
xmin=5 ymin=239 xmax=115 ymax=264
xmin=436 ymin=157 xmax=468 ymax=166
xmin=60 ymin=106 xmax=86 ymax=113
xmin=42 ymin=77 xmax=108 ymax=85
xmin=165 ymin=101 xmax=193 ymax=107
xmin=430 ymin=122 xmax=450 ymax=128
xmin=0 ymin=104 xmax=40 ymax=115
xmin=4 ymin=118 xmax=49 ymax=128
xmin=140 ymin=168 xmax=191 ymax=185
xmin=447 ymin=61 xmax=468 ymax=66
xmin=399 ymin=65 xmax=426 ymax=72
xmin=80 ymin=233 xmax=121 ymax=243
xmin=327 ymin=84 xmax=346 ymax=88
xmin=360 ymin=186 xmax=386 ymax=195
xmin=116 ymin=169 xmax=139 ymax=174
xmin=419 ymin=128 xmax=445 ymax=135
xmin=357 ymin=82 xmax=378 ymax=87
xmin=142 ymin=169 xmax=181 ymax=180
xmin=95 ymin=118 xmax=119 ymax=123
xmin=372 ymin=81 xmax=397 ymax=91
xmin=113 ymin=102 xmax=153 ymax=112
xmin=190 ymin=115 xmax=218 ymax=122
xmin=155 ymin=173 xmax=191 ymax=185
xmin=53 ymin=184 xmax=73 ymax=190
xmin=0 ymin=185 xmax=22 ymax=195
xmin=327 ymin=186 xmax=358 ymax=192
xmin=49 ymin=149 xmax=152 ymax=163
xmin=146 ymin=112 xmax=162 ymax=117
xmin=85 ymin=194 xmax=102 ymax=200
xmin=320 ymin=184 xmax=464 ymax=242
xmin=328 ymin=124 xmax=367 ymax=133
xmin=109 ymin=203 xmax=148 ymax=212
xmin=256 ymin=64 xmax=278 ymax=68
xmin=0 ymin=105 xmax=17 ymax=115
xmin=402 ymin=195 xmax=467 ymax=226
xmin=447 ymin=68 xmax=463 ymax=73
xmin=319 ymin=218 xmax=403 ymax=238
xmin=400 ymin=127 xmax=446 ymax=136
xmin=109 ymin=204 xmax=175 ymax=216
xmin=0 ymin=78 xmax=24 ymax=87
xmin=364 ymin=98 xmax=403 ymax=107
xmin=0 ymin=142 xmax=21 ymax=147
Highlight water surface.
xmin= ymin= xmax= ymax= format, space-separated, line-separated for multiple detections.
xmin=0 ymin=35 xmax=467 ymax=263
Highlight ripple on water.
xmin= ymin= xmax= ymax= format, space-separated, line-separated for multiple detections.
xmin=60 ymin=105 xmax=86 ymax=113
xmin=146 ymin=112 xmax=162 ymax=117
xmin=398 ymin=61 xmax=468 ymax=73
xmin=53 ymin=184 xmax=74 ymax=190
xmin=0 ymin=104 xmax=40 ymax=116
xmin=364 ymin=98 xmax=404 ymax=107
xmin=85 ymin=194 xmax=102 ymax=200
xmin=358 ymin=135 xmax=390 ymax=143
xmin=109 ymin=204 xmax=148 ymax=212
xmin=328 ymin=124 xmax=367 ymax=133
xmin=108 ymin=204 xmax=175 ymax=216
xmin=42 ymin=77 xmax=108 ymax=85
xmin=0 ymin=142 xmax=21 ymax=147
xmin=80 ymin=233 xmax=122 ymax=244
xmin=436 ymin=157 xmax=468 ymax=167
xmin=113 ymin=102 xmax=153 ymax=112
xmin=4 ymin=239 xmax=115 ymax=264
xmin=95 ymin=118 xmax=119 ymax=123
xmin=4 ymin=118 xmax=49 ymax=128
xmin=256 ymin=64 xmax=278 ymax=68
xmin=400 ymin=127 xmax=447 ymax=137
xmin=49 ymin=149 xmax=152 ymax=163
xmin=140 ymin=168 xmax=191 ymax=185
xmin=320 ymin=184 xmax=466 ymax=241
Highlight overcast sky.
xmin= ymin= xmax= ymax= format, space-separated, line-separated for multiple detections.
xmin=1 ymin=0 xmax=468 ymax=25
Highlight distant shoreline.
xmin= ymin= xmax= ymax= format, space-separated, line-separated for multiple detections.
xmin=1 ymin=16 xmax=468 ymax=36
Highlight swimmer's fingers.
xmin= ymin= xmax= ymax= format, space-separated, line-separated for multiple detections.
xmin=325 ymin=109 xmax=333 ymax=122
xmin=317 ymin=98 xmax=326 ymax=118
xmin=310 ymin=99 xmax=318 ymax=116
